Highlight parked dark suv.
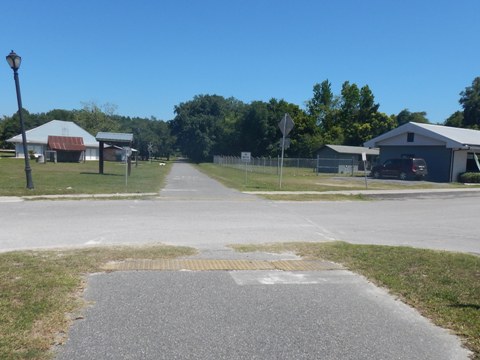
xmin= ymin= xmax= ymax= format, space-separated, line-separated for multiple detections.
xmin=371 ymin=158 xmax=428 ymax=180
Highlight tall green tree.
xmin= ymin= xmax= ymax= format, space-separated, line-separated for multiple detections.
xmin=153 ymin=120 xmax=175 ymax=159
xmin=306 ymin=80 xmax=334 ymax=124
xmin=358 ymin=85 xmax=379 ymax=123
xmin=238 ymin=99 xmax=321 ymax=157
xmin=212 ymin=97 xmax=246 ymax=156
xmin=37 ymin=109 xmax=76 ymax=123
xmin=270 ymin=99 xmax=321 ymax=157
xmin=459 ymin=76 xmax=480 ymax=128
xmin=306 ymin=80 xmax=343 ymax=144
xmin=339 ymin=82 xmax=360 ymax=123
xmin=120 ymin=117 xmax=174 ymax=160
xmin=334 ymin=81 xmax=394 ymax=146
xmin=444 ymin=111 xmax=464 ymax=128
xmin=239 ymin=101 xmax=273 ymax=156
xmin=0 ymin=109 xmax=38 ymax=148
xmin=73 ymin=101 xmax=119 ymax=135
xmin=170 ymin=95 xmax=244 ymax=162
xmin=395 ymin=109 xmax=430 ymax=126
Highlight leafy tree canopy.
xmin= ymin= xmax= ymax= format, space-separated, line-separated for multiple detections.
xmin=459 ymin=76 xmax=480 ymax=128
xmin=6 ymin=77 xmax=479 ymax=160
xmin=0 ymin=103 xmax=174 ymax=159
xmin=444 ymin=111 xmax=464 ymax=128
xmin=305 ymin=80 xmax=395 ymax=146
xmin=395 ymin=109 xmax=430 ymax=126
xmin=73 ymin=101 xmax=120 ymax=135
xmin=171 ymin=95 xmax=245 ymax=162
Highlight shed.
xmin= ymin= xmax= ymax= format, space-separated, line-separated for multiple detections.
xmin=47 ymin=136 xmax=86 ymax=162
xmin=316 ymin=145 xmax=379 ymax=173
xmin=103 ymin=145 xmax=138 ymax=162
xmin=103 ymin=145 xmax=125 ymax=162
xmin=364 ymin=122 xmax=480 ymax=182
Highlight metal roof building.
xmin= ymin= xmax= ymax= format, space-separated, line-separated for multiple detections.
xmin=7 ymin=120 xmax=99 ymax=160
xmin=320 ymin=144 xmax=379 ymax=156
xmin=316 ymin=145 xmax=379 ymax=174
xmin=364 ymin=122 xmax=480 ymax=182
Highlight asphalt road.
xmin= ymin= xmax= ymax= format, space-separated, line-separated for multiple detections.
xmin=0 ymin=162 xmax=478 ymax=254
xmin=0 ymin=162 xmax=476 ymax=359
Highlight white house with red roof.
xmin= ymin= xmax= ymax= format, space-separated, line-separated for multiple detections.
xmin=7 ymin=120 xmax=99 ymax=161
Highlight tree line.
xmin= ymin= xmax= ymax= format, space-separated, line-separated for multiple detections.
xmin=1 ymin=77 xmax=479 ymax=162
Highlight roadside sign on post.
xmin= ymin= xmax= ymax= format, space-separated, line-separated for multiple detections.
xmin=241 ymin=152 xmax=251 ymax=162
xmin=241 ymin=152 xmax=251 ymax=185
xmin=278 ymin=114 xmax=294 ymax=136
xmin=278 ymin=113 xmax=295 ymax=189
xmin=362 ymin=152 xmax=368 ymax=189
xmin=124 ymin=146 xmax=132 ymax=187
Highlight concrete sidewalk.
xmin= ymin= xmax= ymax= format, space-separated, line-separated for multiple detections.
xmin=2 ymin=186 xmax=480 ymax=202
xmin=0 ymin=193 xmax=158 ymax=202
xmin=244 ymin=187 xmax=480 ymax=196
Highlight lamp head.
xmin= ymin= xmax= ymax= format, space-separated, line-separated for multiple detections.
xmin=6 ymin=50 xmax=21 ymax=70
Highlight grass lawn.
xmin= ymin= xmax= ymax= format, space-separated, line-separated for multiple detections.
xmin=231 ymin=242 xmax=480 ymax=359
xmin=196 ymin=163 xmax=468 ymax=200
xmin=0 ymin=245 xmax=196 ymax=359
xmin=0 ymin=158 xmax=170 ymax=196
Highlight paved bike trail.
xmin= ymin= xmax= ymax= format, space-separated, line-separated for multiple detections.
xmin=54 ymin=163 xmax=471 ymax=359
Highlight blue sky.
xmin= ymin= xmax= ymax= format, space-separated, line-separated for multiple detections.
xmin=1 ymin=0 xmax=479 ymax=123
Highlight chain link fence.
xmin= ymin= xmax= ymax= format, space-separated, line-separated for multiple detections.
xmin=213 ymin=155 xmax=372 ymax=176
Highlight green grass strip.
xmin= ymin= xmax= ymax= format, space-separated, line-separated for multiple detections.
xmin=0 ymin=245 xmax=196 ymax=359
xmin=196 ymin=163 xmax=468 ymax=193
xmin=0 ymin=159 xmax=170 ymax=196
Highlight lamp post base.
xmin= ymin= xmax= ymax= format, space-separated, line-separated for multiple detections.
xmin=25 ymin=166 xmax=34 ymax=190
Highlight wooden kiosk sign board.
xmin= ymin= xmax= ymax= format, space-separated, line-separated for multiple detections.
xmin=95 ymin=132 xmax=134 ymax=174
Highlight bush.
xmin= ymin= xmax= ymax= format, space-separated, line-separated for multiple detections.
xmin=458 ymin=172 xmax=480 ymax=183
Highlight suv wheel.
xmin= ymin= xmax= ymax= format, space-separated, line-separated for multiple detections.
xmin=399 ymin=171 xmax=407 ymax=180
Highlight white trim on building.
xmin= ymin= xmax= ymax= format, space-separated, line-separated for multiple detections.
xmin=7 ymin=120 xmax=99 ymax=160
xmin=364 ymin=122 xmax=480 ymax=182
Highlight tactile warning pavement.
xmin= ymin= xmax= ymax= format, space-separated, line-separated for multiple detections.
xmin=102 ymin=259 xmax=343 ymax=271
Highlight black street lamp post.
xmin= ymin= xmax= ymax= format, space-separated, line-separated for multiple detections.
xmin=6 ymin=50 xmax=34 ymax=189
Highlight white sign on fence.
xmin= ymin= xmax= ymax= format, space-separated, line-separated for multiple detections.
xmin=241 ymin=152 xmax=251 ymax=162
